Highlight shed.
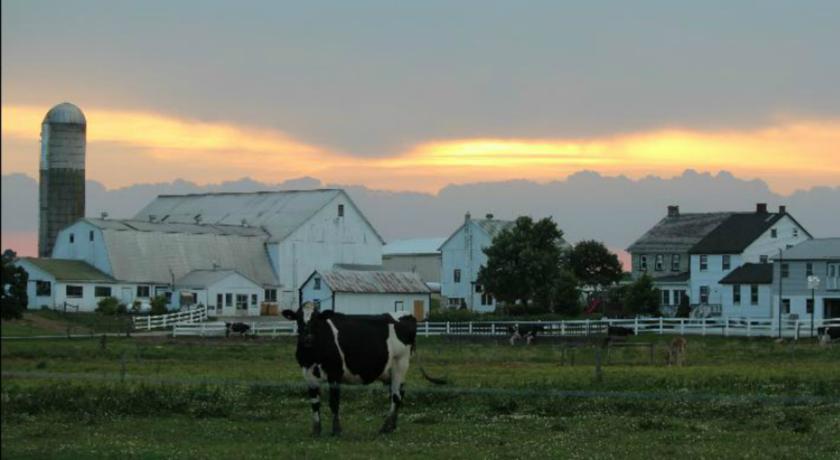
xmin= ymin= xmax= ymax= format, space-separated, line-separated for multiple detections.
xmin=174 ymin=269 xmax=263 ymax=317
xmin=299 ymin=269 xmax=431 ymax=319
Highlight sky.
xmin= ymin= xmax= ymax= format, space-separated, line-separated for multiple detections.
xmin=3 ymin=1 xmax=840 ymax=194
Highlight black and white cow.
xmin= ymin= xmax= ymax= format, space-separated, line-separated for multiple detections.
xmin=817 ymin=326 xmax=840 ymax=345
xmin=282 ymin=302 xmax=444 ymax=436
xmin=225 ymin=322 xmax=251 ymax=337
xmin=507 ymin=324 xmax=545 ymax=346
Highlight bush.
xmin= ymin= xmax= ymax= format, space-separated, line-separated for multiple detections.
xmin=131 ymin=300 xmax=142 ymax=313
xmin=95 ymin=297 xmax=120 ymax=315
xmin=150 ymin=296 xmax=168 ymax=316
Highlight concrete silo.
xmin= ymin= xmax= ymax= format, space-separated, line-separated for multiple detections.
xmin=38 ymin=102 xmax=86 ymax=257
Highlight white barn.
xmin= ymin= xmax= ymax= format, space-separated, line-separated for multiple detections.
xmin=299 ymin=269 xmax=430 ymax=319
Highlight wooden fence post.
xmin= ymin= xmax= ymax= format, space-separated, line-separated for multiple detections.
xmin=561 ymin=321 xmax=566 ymax=336
xmin=680 ymin=318 xmax=685 ymax=335
xmin=659 ymin=317 xmax=664 ymax=335
xmin=702 ymin=318 xmax=706 ymax=336
xmin=468 ymin=322 xmax=473 ymax=335
xmin=724 ymin=318 xmax=729 ymax=337
xmin=425 ymin=321 xmax=429 ymax=337
xmin=634 ymin=317 xmax=639 ymax=335
xmin=446 ymin=322 xmax=450 ymax=335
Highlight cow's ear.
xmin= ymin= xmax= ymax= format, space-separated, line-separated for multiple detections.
xmin=281 ymin=309 xmax=297 ymax=320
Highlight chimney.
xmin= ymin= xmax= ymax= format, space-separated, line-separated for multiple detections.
xmin=779 ymin=205 xmax=786 ymax=214
xmin=148 ymin=214 xmax=157 ymax=223
xmin=465 ymin=212 xmax=471 ymax=223
xmin=486 ymin=213 xmax=494 ymax=220
xmin=756 ymin=203 xmax=768 ymax=214
xmin=241 ymin=218 xmax=248 ymax=227
xmin=667 ymin=205 xmax=680 ymax=217
xmin=100 ymin=212 xmax=109 ymax=220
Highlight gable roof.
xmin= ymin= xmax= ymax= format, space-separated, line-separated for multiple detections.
xmin=719 ymin=263 xmax=773 ymax=285
xmin=19 ymin=258 xmax=116 ymax=282
xmin=132 ymin=189 xmax=384 ymax=244
xmin=175 ymin=269 xmax=260 ymax=289
xmin=689 ymin=212 xmax=792 ymax=254
xmin=439 ymin=216 xmax=516 ymax=250
xmin=384 ymin=238 xmax=446 ymax=256
xmin=627 ymin=213 xmax=733 ymax=253
xmin=80 ymin=218 xmax=278 ymax=286
xmin=779 ymin=238 xmax=840 ymax=260
xmin=312 ymin=270 xmax=430 ymax=294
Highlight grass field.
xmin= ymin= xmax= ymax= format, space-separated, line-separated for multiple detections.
xmin=1 ymin=311 xmax=134 ymax=338
xmin=2 ymin=334 xmax=839 ymax=459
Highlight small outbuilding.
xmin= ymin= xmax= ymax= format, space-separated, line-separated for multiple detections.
xmin=16 ymin=258 xmax=126 ymax=312
xmin=174 ymin=269 xmax=263 ymax=317
xmin=299 ymin=269 xmax=431 ymax=320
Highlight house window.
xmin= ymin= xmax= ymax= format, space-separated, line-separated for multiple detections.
xmin=733 ymin=285 xmax=741 ymax=305
xmin=454 ymin=269 xmax=461 ymax=283
xmin=781 ymin=298 xmax=790 ymax=314
xmin=662 ymin=289 xmax=670 ymax=305
xmin=760 ymin=255 xmax=769 ymax=264
xmin=699 ymin=286 xmax=709 ymax=304
xmin=314 ymin=277 xmax=321 ymax=290
xmin=89 ymin=230 xmax=94 ymax=241
xmin=699 ymin=255 xmax=708 ymax=271
xmin=806 ymin=299 xmax=814 ymax=314
xmin=66 ymin=285 xmax=83 ymax=298
xmin=265 ymin=289 xmax=277 ymax=302
xmin=36 ymin=281 xmax=52 ymax=296
xmin=216 ymin=294 xmax=223 ymax=309
xmin=771 ymin=228 xmax=777 ymax=238
xmin=722 ymin=255 xmax=731 ymax=270
xmin=394 ymin=300 xmax=404 ymax=312
xmin=781 ymin=263 xmax=789 ymax=279
xmin=671 ymin=254 xmax=681 ymax=272
xmin=338 ymin=204 xmax=344 ymax=217
xmin=448 ymin=298 xmax=462 ymax=308
xmin=640 ymin=255 xmax=648 ymax=272
xmin=655 ymin=255 xmax=664 ymax=271
xmin=481 ymin=292 xmax=493 ymax=306
xmin=750 ymin=285 xmax=759 ymax=305
xmin=136 ymin=286 xmax=150 ymax=298
xmin=251 ymin=294 xmax=258 ymax=306
xmin=793 ymin=228 xmax=799 ymax=238
xmin=474 ymin=284 xmax=482 ymax=293
xmin=806 ymin=263 xmax=813 ymax=277
xmin=69 ymin=233 xmax=75 ymax=244
xmin=225 ymin=293 xmax=233 ymax=307
xmin=236 ymin=294 xmax=248 ymax=310
xmin=94 ymin=286 xmax=111 ymax=297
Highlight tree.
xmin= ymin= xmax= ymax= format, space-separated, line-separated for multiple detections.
xmin=477 ymin=216 xmax=567 ymax=311
xmin=568 ymin=240 xmax=623 ymax=292
xmin=623 ymin=274 xmax=661 ymax=316
xmin=150 ymin=295 xmax=168 ymax=315
xmin=550 ymin=270 xmax=581 ymax=315
xmin=1 ymin=249 xmax=29 ymax=320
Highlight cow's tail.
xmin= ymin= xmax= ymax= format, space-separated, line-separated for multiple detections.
xmin=411 ymin=343 xmax=448 ymax=385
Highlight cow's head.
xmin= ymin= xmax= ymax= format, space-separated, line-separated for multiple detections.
xmin=282 ymin=301 xmax=320 ymax=347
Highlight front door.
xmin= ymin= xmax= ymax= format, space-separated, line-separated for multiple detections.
xmin=216 ymin=294 xmax=223 ymax=315
xmin=121 ymin=287 xmax=132 ymax=305
xmin=413 ymin=300 xmax=424 ymax=321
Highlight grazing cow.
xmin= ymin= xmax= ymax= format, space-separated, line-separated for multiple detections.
xmin=507 ymin=324 xmax=545 ymax=346
xmin=667 ymin=337 xmax=687 ymax=366
xmin=603 ymin=325 xmax=635 ymax=347
xmin=817 ymin=326 xmax=840 ymax=345
xmin=225 ymin=322 xmax=251 ymax=337
xmin=282 ymin=302 xmax=445 ymax=436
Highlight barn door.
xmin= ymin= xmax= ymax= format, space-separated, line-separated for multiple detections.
xmin=413 ymin=300 xmax=424 ymax=320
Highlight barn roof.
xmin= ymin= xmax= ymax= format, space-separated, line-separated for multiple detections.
xmin=19 ymin=258 xmax=115 ymax=282
xmin=627 ymin=212 xmax=733 ymax=253
xmin=132 ymin=189 xmax=384 ymax=244
xmin=175 ymin=269 xmax=260 ymax=289
xmin=719 ymin=263 xmax=773 ymax=285
xmin=81 ymin=218 xmax=278 ymax=287
xmin=778 ymin=238 xmax=840 ymax=261
xmin=314 ymin=270 xmax=430 ymax=294
xmin=383 ymin=238 xmax=446 ymax=256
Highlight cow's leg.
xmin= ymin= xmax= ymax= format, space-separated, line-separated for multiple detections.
xmin=329 ymin=381 xmax=342 ymax=436
xmin=380 ymin=357 xmax=409 ymax=434
xmin=308 ymin=385 xmax=321 ymax=436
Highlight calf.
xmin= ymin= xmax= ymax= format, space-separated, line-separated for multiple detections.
xmin=507 ymin=324 xmax=545 ymax=346
xmin=817 ymin=326 xmax=840 ymax=345
xmin=667 ymin=337 xmax=687 ymax=366
xmin=282 ymin=302 xmax=444 ymax=436
xmin=225 ymin=322 xmax=251 ymax=337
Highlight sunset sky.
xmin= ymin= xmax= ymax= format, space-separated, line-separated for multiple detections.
xmin=3 ymin=1 xmax=840 ymax=194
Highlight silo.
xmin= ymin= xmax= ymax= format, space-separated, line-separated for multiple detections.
xmin=38 ymin=102 xmax=86 ymax=258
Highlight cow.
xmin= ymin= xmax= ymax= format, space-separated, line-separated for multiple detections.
xmin=225 ymin=322 xmax=251 ymax=337
xmin=667 ymin=337 xmax=687 ymax=366
xmin=282 ymin=302 xmax=445 ymax=436
xmin=603 ymin=325 xmax=635 ymax=347
xmin=507 ymin=324 xmax=545 ymax=346
xmin=817 ymin=326 xmax=840 ymax=346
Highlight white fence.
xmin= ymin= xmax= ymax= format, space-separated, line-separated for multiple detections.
xmin=172 ymin=316 xmax=840 ymax=339
xmin=133 ymin=306 xmax=208 ymax=331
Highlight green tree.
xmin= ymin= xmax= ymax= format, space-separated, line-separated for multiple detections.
xmin=550 ymin=270 xmax=581 ymax=315
xmin=477 ymin=216 xmax=567 ymax=311
xmin=624 ymin=274 xmax=662 ymax=316
xmin=1 ymin=249 xmax=29 ymax=320
xmin=568 ymin=240 xmax=623 ymax=291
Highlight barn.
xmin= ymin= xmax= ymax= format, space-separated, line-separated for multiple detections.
xmin=299 ymin=269 xmax=431 ymax=320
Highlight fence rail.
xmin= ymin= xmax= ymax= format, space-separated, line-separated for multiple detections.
xmin=133 ymin=306 xmax=208 ymax=331
xmin=171 ymin=316 xmax=840 ymax=339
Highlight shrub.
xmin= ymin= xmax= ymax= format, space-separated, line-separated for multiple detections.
xmin=150 ymin=295 xmax=168 ymax=315
xmin=131 ymin=300 xmax=142 ymax=313
xmin=117 ymin=303 xmax=128 ymax=315
xmin=95 ymin=297 xmax=120 ymax=315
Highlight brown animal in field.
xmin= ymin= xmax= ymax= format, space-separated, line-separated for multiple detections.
xmin=667 ymin=337 xmax=687 ymax=366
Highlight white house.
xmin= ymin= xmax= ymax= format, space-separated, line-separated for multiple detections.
xmin=299 ymin=269 xmax=431 ymax=319
xmin=440 ymin=213 xmax=517 ymax=312
xmin=771 ymin=238 xmax=840 ymax=323
xmin=718 ymin=263 xmax=774 ymax=319
xmin=689 ymin=204 xmax=811 ymax=316
xmin=175 ymin=269 xmax=263 ymax=317
xmin=16 ymin=258 xmax=131 ymax=312
xmin=50 ymin=189 xmax=384 ymax=311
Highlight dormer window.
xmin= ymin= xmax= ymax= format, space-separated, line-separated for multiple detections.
xmin=640 ymin=255 xmax=648 ymax=272
xmin=793 ymin=228 xmax=799 ymax=238
xmin=314 ymin=277 xmax=321 ymax=290
xmin=654 ymin=255 xmax=664 ymax=271
xmin=338 ymin=204 xmax=344 ymax=217
xmin=69 ymin=233 xmax=75 ymax=244
xmin=89 ymin=230 xmax=94 ymax=241
xmin=699 ymin=255 xmax=708 ymax=271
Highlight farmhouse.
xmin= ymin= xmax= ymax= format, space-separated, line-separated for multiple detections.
xmin=17 ymin=258 xmax=130 ymax=312
xmin=299 ymin=269 xmax=430 ymax=319
xmin=772 ymin=238 xmax=840 ymax=322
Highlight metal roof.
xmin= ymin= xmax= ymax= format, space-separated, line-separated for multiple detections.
xmin=316 ymin=270 xmax=430 ymax=294
xmin=132 ymin=189 xmax=384 ymax=244
xmin=779 ymin=238 xmax=840 ymax=260
xmin=383 ymin=238 xmax=446 ymax=256
xmin=690 ymin=212 xmax=789 ymax=254
xmin=627 ymin=213 xmax=733 ymax=253
xmin=19 ymin=258 xmax=115 ymax=282
xmin=175 ymin=269 xmax=260 ymax=289
xmin=719 ymin=263 xmax=773 ymax=285
xmin=85 ymin=219 xmax=278 ymax=286
xmin=43 ymin=102 xmax=86 ymax=125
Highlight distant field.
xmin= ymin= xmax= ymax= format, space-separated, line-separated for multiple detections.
xmin=1 ymin=311 xmax=135 ymax=338
xmin=2 ymin=335 xmax=839 ymax=459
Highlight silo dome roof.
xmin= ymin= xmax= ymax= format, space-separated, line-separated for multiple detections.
xmin=43 ymin=102 xmax=86 ymax=125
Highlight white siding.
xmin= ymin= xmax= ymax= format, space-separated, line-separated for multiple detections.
xmin=185 ymin=272 xmax=262 ymax=317
xmin=52 ymin=221 xmax=113 ymax=276
xmin=720 ymin=283 xmax=773 ymax=318
xmin=334 ymin=292 xmax=428 ymax=317
xmin=440 ymin=221 xmax=498 ymax=312
xmin=689 ymin=254 xmax=743 ymax=306
xmin=743 ymin=216 xmax=811 ymax=262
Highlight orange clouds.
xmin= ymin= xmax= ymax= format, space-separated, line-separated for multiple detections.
xmin=3 ymin=104 xmax=839 ymax=193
